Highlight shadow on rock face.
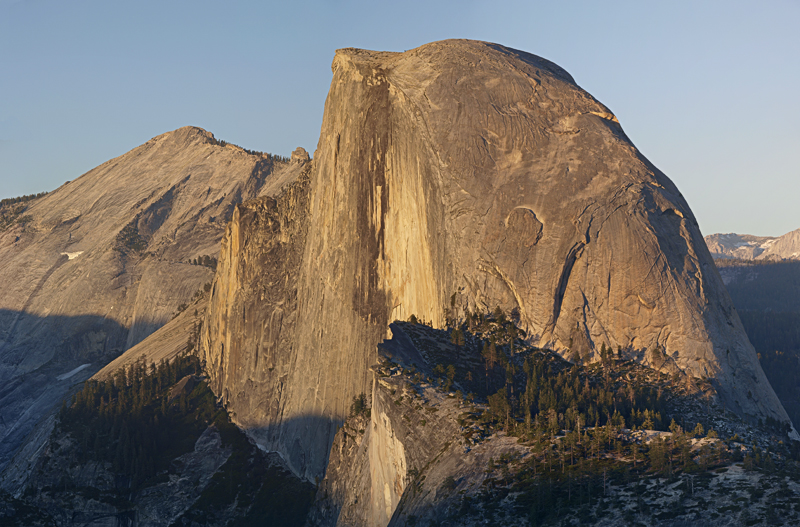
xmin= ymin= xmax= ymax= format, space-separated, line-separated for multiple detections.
xmin=241 ymin=414 xmax=340 ymax=484
xmin=0 ymin=309 xmax=128 ymax=477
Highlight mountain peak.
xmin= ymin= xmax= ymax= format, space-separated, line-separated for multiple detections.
xmin=705 ymin=228 xmax=800 ymax=261
xmin=0 ymin=123 xmax=293 ymax=474
xmin=201 ymin=39 xmax=792 ymax=483
xmin=147 ymin=125 xmax=216 ymax=147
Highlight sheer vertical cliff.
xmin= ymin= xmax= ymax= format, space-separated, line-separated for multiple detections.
xmin=200 ymin=158 xmax=314 ymax=469
xmin=200 ymin=39 xmax=792 ymax=484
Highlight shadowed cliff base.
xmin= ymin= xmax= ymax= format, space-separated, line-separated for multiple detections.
xmin=240 ymin=414 xmax=341 ymax=485
xmin=2 ymin=357 xmax=315 ymax=526
xmin=0 ymin=310 xmax=130 ymax=477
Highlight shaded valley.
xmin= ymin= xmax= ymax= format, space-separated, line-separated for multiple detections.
xmin=714 ymin=257 xmax=800 ymax=441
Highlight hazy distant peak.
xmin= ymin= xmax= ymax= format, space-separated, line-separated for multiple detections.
xmin=760 ymin=227 xmax=800 ymax=260
xmin=705 ymin=228 xmax=800 ymax=261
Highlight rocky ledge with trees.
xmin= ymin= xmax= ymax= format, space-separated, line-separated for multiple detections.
xmin=311 ymin=306 xmax=800 ymax=526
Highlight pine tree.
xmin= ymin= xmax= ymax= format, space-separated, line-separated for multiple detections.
xmin=450 ymin=327 xmax=465 ymax=347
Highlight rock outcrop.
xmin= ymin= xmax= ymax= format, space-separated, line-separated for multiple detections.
xmin=200 ymin=38 xmax=792 ymax=489
xmin=0 ymin=126 xmax=289 ymax=476
xmin=200 ymin=163 xmax=315 ymax=473
xmin=309 ymin=322 xmax=796 ymax=527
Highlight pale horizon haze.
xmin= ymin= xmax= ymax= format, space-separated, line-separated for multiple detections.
xmin=1 ymin=0 xmax=798 ymax=237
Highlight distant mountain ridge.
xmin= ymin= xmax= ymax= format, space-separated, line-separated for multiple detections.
xmin=705 ymin=228 xmax=800 ymax=260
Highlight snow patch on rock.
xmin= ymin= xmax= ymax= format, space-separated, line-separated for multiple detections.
xmin=56 ymin=363 xmax=91 ymax=381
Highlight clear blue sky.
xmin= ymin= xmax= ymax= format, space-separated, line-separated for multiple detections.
xmin=1 ymin=0 xmax=798 ymax=236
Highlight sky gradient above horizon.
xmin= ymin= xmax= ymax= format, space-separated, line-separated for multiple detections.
xmin=1 ymin=0 xmax=798 ymax=236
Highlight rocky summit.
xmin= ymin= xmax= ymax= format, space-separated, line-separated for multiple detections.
xmin=199 ymin=39 xmax=792 ymax=487
xmin=0 ymin=126 xmax=296 ymax=478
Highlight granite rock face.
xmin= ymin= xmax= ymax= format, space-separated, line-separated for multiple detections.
xmin=0 ymin=126 xmax=286 ymax=476
xmin=307 ymin=346 xmax=473 ymax=527
xmin=199 ymin=39 xmax=792 ymax=484
xmin=200 ymin=164 xmax=314 ymax=471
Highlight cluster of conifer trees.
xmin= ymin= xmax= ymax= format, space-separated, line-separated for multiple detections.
xmin=507 ymin=419 xmax=732 ymax=526
xmin=114 ymin=223 xmax=148 ymax=254
xmin=56 ymin=348 xmax=316 ymax=524
xmin=0 ymin=191 xmax=48 ymax=208
xmin=205 ymin=136 xmax=290 ymax=163
xmin=189 ymin=254 xmax=218 ymax=271
xmin=59 ymin=352 xmax=209 ymax=490
xmin=0 ymin=192 xmax=47 ymax=230
xmin=401 ymin=307 xmax=746 ymax=526
xmin=426 ymin=306 xmax=670 ymax=438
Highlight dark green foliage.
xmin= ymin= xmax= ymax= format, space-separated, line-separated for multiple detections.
xmin=487 ymin=388 xmax=511 ymax=429
xmin=190 ymin=254 xmax=218 ymax=271
xmin=0 ymin=192 xmax=47 ymax=230
xmin=476 ymin=430 xmax=734 ymax=527
xmin=114 ymin=223 xmax=148 ymax=254
xmin=450 ymin=327 xmax=465 ymax=347
xmin=57 ymin=351 xmax=314 ymax=525
xmin=350 ymin=392 xmax=369 ymax=417
xmin=174 ymin=303 xmax=188 ymax=317
xmin=441 ymin=476 xmax=457 ymax=492
xmin=406 ymin=300 xmax=800 ymax=525
xmin=205 ymin=135 xmax=290 ymax=163
xmin=0 ymin=191 xmax=48 ymax=207
xmin=446 ymin=364 xmax=456 ymax=392
xmin=401 ymin=306 xmax=670 ymax=440
xmin=59 ymin=353 xmax=206 ymax=490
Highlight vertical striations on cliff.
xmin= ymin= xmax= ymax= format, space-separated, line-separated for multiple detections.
xmin=200 ymin=39 xmax=793 ymax=484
